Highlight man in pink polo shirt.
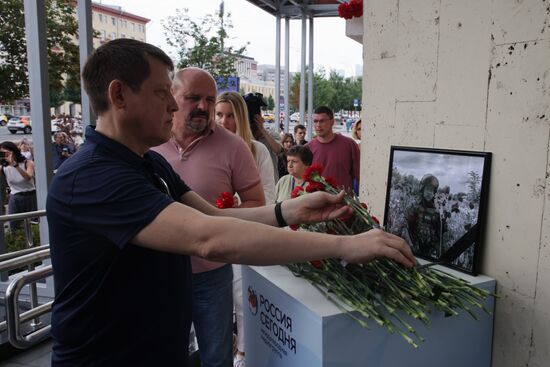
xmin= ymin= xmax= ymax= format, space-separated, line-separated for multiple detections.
xmin=153 ymin=67 xmax=264 ymax=367
xmin=307 ymin=106 xmax=360 ymax=191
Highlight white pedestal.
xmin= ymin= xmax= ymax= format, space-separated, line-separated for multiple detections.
xmin=345 ymin=16 xmax=363 ymax=44
xmin=243 ymin=265 xmax=495 ymax=367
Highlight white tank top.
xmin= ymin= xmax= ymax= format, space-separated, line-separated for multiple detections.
xmin=3 ymin=161 xmax=35 ymax=194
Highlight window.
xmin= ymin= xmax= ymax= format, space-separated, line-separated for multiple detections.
xmin=100 ymin=30 xmax=106 ymax=40
xmin=111 ymin=17 xmax=116 ymax=25
xmin=110 ymin=32 xmax=116 ymax=40
xmin=121 ymin=34 xmax=126 ymax=38
xmin=131 ymin=22 xmax=135 ymax=31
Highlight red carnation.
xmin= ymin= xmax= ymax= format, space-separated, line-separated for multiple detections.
xmin=338 ymin=0 xmax=363 ymax=19
xmin=324 ymin=176 xmax=339 ymax=189
xmin=248 ymin=294 xmax=257 ymax=307
xmin=289 ymin=224 xmax=299 ymax=231
xmin=291 ymin=186 xmax=305 ymax=199
xmin=305 ymin=182 xmax=325 ymax=193
xmin=303 ymin=163 xmax=325 ymax=183
xmin=371 ymin=215 xmax=380 ymax=225
xmin=310 ymin=260 xmax=323 ymax=269
xmin=215 ymin=191 xmax=235 ymax=209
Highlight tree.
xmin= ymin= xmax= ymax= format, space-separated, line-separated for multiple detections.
xmin=266 ymin=95 xmax=275 ymax=111
xmin=0 ymin=0 xmax=80 ymax=104
xmin=467 ymin=171 xmax=481 ymax=202
xmin=162 ymin=6 xmax=247 ymax=80
xmin=288 ymin=68 xmax=362 ymax=113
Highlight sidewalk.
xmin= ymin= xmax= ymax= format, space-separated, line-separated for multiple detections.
xmin=0 ymin=339 xmax=52 ymax=367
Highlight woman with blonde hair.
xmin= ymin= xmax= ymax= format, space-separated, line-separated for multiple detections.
xmin=216 ymin=91 xmax=275 ymax=203
xmin=215 ymin=91 xmax=276 ymax=367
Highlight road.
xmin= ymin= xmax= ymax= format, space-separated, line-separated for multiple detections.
xmin=0 ymin=120 xmax=356 ymax=145
xmin=0 ymin=125 xmax=34 ymax=143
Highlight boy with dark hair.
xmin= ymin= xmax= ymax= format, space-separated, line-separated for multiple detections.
xmin=294 ymin=124 xmax=308 ymax=145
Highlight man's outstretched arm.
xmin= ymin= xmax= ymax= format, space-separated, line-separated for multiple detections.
xmin=132 ymin=190 xmax=416 ymax=268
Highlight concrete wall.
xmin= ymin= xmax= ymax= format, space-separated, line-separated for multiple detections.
xmin=361 ymin=0 xmax=550 ymax=365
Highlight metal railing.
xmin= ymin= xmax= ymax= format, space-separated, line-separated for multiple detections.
xmin=0 ymin=210 xmax=53 ymax=349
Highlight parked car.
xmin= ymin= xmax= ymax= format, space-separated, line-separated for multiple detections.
xmin=290 ymin=112 xmax=300 ymax=122
xmin=7 ymin=116 xmax=32 ymax=134
xmin=0 ymin=113 xmax=13 ymax=126
xmin=262 ymin=113 xmax=275 ymax=123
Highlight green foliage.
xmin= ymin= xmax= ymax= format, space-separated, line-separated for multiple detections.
xmin=61 ymin=73 xmax=81 ymax=104
xmin=50 ymin=87 xmax=65 ymax=108
xmin=5 ymin=225 xmax=41 ymax=253
xmin=289 ymin=68 xmax=362 ymax=112
xmin=162 ymin=7 xmax=247 ymax=80
xmin=266 ymin=95 xmax=275 ymax=111
xmin=0 ymin=0 xmax=80 ymax=104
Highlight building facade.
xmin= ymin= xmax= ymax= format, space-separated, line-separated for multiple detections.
xmin=54 ymin=3 xmax=149 ymax=116
xmin=91 ymin=3 xmax=150 ymax=48
xmin=234 ymin=55 xmax=258 ymax=81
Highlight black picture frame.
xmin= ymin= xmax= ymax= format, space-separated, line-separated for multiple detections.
xmin=383 ymin=146 xmax=491 ymax=275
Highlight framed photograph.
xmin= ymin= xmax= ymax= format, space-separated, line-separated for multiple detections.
xmin=383 ymin=146 xmax=492 ymax=275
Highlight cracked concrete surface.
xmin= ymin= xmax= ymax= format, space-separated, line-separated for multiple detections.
xmin=362 ymin=0 xmax=550 ymax=366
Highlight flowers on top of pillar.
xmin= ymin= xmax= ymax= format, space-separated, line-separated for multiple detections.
xmin=337 ymin=0 xmax=363 ymax=20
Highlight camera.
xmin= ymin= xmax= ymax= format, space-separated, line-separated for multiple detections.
xmin=243 ymin=93 xmax=267 ymax=137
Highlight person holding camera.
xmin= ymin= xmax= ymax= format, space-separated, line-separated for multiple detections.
xmin=243 ymin=93 xmax=283 ymax=182
xmin=0 ymin=141 xmax=37 ymax=230
xmin=52 ymin=132 xmax=73 ymax=171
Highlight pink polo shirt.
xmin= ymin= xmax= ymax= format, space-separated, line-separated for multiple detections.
xmin=153 ymin=124 xmax=261 ymax=273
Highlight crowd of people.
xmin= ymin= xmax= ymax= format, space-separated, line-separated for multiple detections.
xmin=0 ymin=126 xmax=85 ymax=228
xmin=8 ymin=39 xmax=414 ymax=367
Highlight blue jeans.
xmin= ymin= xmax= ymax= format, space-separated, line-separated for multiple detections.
xmin=192 ymin=264 xmax=233 ymax=367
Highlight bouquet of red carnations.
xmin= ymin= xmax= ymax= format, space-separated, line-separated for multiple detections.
xmin=337 ymin=0 xmax=363 ymax=20
xmin=287 ymin=164 xmax=494 ymax=348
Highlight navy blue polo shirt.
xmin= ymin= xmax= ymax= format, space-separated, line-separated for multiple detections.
xmin=47 ymin=127 xmax=192 ymax=366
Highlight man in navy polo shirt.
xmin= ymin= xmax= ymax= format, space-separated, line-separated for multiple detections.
xmin=47 ymin=39 xmax=416 ymax=366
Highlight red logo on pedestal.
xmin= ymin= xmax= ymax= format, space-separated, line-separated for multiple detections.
xmin=248 ymin=286 xmax=258 ymax=315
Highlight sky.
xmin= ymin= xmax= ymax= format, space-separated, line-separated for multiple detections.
xmin=101 ymin=0 xmax=363 ymax=77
